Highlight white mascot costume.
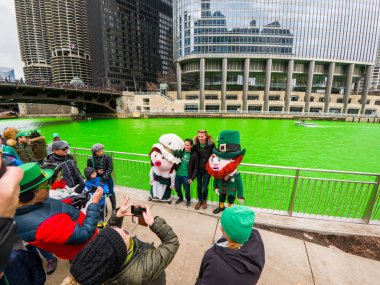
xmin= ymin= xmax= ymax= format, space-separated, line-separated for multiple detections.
xmin=149 ymin=134 xmax=184 ymax=204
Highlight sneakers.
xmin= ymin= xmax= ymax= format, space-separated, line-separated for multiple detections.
xmin=46 ymin=258 xmax=58 ymax=275
xmin=195 ymin=201 xmax=202 ymax=210
xmin=175 ymin=199 xmax=183 ymax=205
xmin=186 ymin=200 xmax=191 ymax=207
xmin=213 ymin=207 xmax=225 ymax=214
xmin=202 ymin=201 xmax=207 ymax=209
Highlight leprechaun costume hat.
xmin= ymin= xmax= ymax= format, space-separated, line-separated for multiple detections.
xmin=213 ymin=130 xmax=246 ymax=159
xmin=19 ymin=162 xmax=54 ymax=193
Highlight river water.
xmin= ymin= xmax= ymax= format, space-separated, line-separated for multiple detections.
xmin=1 ymin=117 xmax=379 ymax=173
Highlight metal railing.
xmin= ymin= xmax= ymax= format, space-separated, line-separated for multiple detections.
xmin=71 ymin=147 xmax=380 ymax=225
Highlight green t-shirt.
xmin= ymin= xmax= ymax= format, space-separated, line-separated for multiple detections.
xmin=177 ymin=151 xmax=190 ymax=176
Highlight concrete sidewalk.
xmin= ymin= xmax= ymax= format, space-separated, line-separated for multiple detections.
xmin=47 ymin=187 xmax=380 ymax=285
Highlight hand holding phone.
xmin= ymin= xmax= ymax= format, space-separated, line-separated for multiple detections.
xmin=131 ymin=205 xmax=146 ymax=217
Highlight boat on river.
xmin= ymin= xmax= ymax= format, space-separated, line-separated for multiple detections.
xmin=294 ymin=120 xmax=317 ymax=127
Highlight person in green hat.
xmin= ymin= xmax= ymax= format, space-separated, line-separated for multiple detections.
xmin=196 ymin=206 xmax=265 ymax=284
xmin=46 ymin=132 xmax=70 ymax=157
xmin=206 ymin=130 xmax=246 ymax=214
xmin=14 ymin=131 xmax=36 ymax=163
xmin=14 ymin=162 xmax=103 ymax=261
xmin=29 ymin=129 xmax=47 ymax=165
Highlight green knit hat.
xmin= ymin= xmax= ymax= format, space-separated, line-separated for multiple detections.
xmin=220 ymin=206 xmax=255 ymax=244
xmin=18 ymin=163 xmax=54 ymax=193
xmin=52 ymin=132 xmax=60 ymax=139
xmin=16 ymin=131 xmax=30 ymax=138
xmin=213 ymin=130 xmax=246 ymax=159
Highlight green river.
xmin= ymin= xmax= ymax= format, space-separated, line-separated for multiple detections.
xmin=1 ymin=117 xmax=379 ymax=173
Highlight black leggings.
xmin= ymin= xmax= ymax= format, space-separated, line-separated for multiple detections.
xmin=219 ymin=193 xmax=235 ymax=205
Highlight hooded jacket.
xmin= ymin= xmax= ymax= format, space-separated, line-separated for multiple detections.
xmin=46 ymin=154 xmax=84 ymax=187
xmin=196 ymin=229 xmax=265 ymax=285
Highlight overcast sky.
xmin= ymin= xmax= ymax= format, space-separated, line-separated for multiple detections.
xmin=0 ymin=1 xmax=24 ymax=79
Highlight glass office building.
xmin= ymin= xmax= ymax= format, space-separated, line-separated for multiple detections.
xmin=174 ymin=0 xmax=380 ymax=114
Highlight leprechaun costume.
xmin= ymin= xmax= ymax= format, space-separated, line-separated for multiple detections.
xmin=206 ymin=130 xmax=245 ymax=214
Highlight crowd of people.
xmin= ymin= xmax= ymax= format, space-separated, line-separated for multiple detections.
xmin=0 ymin=127 xmax=265 ymax=285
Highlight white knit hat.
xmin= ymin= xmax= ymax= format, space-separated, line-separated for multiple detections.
xmin=152 ymin=134 xmax=184 ymax=164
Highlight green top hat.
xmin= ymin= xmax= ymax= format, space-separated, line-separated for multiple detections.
xmin=18 ymin=163 xmax=54 ymax=193
xmin=213 ymin=130 xmax=246 ymax=159
xmin=52 ymin=132 xmax=60 ymax=139
xmin=16 ymin=131 xmax=30 ymax=138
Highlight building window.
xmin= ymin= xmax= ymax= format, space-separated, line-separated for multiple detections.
xmin=205 ymin=95 xmax=218 ymax=100
xmin=226 ymin=95 xmax=238 ymax=100
xmin=269 ymin=95 xmax=280 ymax=101
xmin=205 ymin=105 xmax=219 ymax=112
xmin=347 ymin=109 xmax=359 ymax=114
xmin=184 ymin=104 xmax=198 ymax=112
xmin=248 ymin=105 xmax=262 ymax=112
xmin=186 ymin=95 xmax=198 ymax=100
xmin=365 ymin=109 xmax=376 ymax=114
xmin=290 ymin=96 xmax=299 ymax=101
xmin=269 ymin=106 xmax=283 ymax=112
xmin=310 ymin=96 xmax=314 ymax=102
xmin=375 ymin=100 xmax=380 ymax=106
xmin=329 ymin=108 xmax=341 ymax=114
xmin=319 ymin=97 xmax=325 ymax=102
xmin=290 ymin=107 xmax=303 ymax=112
xmin=358 ymin=99 xmax=370 ymax=104
xmin=227 ymin=105 xmax=240 ymax=112
xmin=248 ymin=95 xmax=259 ymax=100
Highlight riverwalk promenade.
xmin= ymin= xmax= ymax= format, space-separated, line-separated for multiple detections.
xmin=47 ymin=186 xmax=380 ymax=285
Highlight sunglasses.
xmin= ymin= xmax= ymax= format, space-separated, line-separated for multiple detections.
xmin=58 ymin=147 xmax=68 ymax=151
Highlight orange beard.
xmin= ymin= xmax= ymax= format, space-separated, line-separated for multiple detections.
xmin=206 ymin=155 xmax=244 ymax=179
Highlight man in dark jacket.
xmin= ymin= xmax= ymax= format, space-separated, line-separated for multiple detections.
xmin=196 ymin=206 xmax=265 ymax=285
xmin=87 ymin=143 xmax=116 ymax=211
xmin=193 ymin=130 xmax=215 ymax=210
xmin=46 ymin=140 xmax=85 ymax=188
xmin=14 ymin=162 xmax=103 ymax=260
xmin=66 ymin=196 xmax=180 ymax=285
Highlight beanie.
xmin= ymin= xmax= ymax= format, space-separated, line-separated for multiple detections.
xmin=52 ymin=140 xmax=69 ymax=151
xmin=70 ymin=227 xmax=128 ymax=285
xmin=91 ymin=143 xmax=104 ymax=154
xmin=220 ymin=206 xmax=255 ymax=244
xmin=84 ymin=167 xmax=96 ymax=180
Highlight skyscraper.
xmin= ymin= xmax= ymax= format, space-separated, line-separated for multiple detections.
xmin=15 ymin=0 xmax=52 ymax=82
xmin=86 ymin=0 xmax=173 ymax=90
xmin=15 ymin=0 xmax=93 ymax=85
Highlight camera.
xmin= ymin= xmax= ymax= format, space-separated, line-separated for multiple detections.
xmin=131 ymin=205 xmax=146 ymax=217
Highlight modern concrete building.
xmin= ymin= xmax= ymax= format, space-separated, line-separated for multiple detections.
xmin=173 ymin=0 xmax=380 ymax=114
xmin=15 ymin=0 xmax=92 ymax=85
xmin=15 ymin=0 xmax=52 ymax=82
xmin=86 ymin=0 xmax=173 ymax=91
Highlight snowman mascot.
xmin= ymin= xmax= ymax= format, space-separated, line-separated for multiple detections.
xmin=206 ymin=130 xmax=246 ymax=214
xmin=149 ymin=134 xmax=184 ymax=204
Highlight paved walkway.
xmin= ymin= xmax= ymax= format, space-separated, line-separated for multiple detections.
xmin=47 ymin=187 xmax=380 ymax=285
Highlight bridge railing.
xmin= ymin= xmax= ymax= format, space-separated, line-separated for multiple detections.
xmin=71 ymin=147 xmax=380 ymax=225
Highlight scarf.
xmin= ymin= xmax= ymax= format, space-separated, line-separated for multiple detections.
xmin=50 ymin=180 xmax=66 ymax=190
xmin=123 ymin=238 xmax=135 ymax=266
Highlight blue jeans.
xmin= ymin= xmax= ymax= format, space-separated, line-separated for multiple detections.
xmin=197 ymin=169 xmax=210 ymax=202
xmin=175 ymin=175 xmax=191 ymax=201
xmin=29 ymin=246 xmax=55 ymax=261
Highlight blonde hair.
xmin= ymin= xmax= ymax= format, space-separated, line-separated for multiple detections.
xmin=61 ymin=276 xmax=81 ymax=285
xmin=193 ymin=130 xmax=214 ymax=145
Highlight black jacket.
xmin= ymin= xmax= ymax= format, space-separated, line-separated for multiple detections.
xmin=46 ymin=154 xmax=84 ymax=187
xmin=87 ymin=154 xmax=113 ymax=182
xmin=193 ymin=139 xmax=215 ymax=170
xmin=188 ymin=150 xmax=199 ymax=180
xmin=196 ymin=229 xmax=265 ymax=285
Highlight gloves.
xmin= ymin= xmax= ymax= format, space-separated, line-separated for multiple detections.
xmin=215 ymin=188 xmax=220 ymax=196
xmin=74 ymin=182 xmax=85 ymax=194
xmin=70 ymin=193 xmax=90 ymax=209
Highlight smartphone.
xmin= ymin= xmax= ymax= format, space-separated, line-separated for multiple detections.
xmin=132 ymin=216 xmax=147 ymax=227
xmin=131 ymin=205 xmax=146 ymax=217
